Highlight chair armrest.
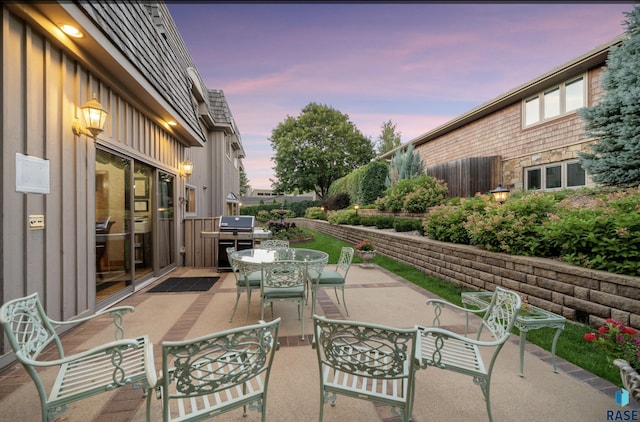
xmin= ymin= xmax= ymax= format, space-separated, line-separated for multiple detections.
xmin=49 ymin=306 xmax=135 ymax=340
xmin=426 ymin=298 xmax=488 ymax=314
xmin=426 ymin=298 xmax=487 ymax=327
xmin=143 ymin=340 xmax=157 ymax=388
xmin=17 ymin=338 xmax=143 ymax=367
xmin=48 ymin=306 xmax=135 ymax=326
xmin=418 ymin=326 xmax=505 ymax=348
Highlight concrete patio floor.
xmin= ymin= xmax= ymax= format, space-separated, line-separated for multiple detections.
xmin=0 ymin=264 xmax=634 ymax=421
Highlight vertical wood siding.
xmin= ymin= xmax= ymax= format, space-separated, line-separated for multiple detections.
xmin=1 ymin=9 xmax=186 ymax=359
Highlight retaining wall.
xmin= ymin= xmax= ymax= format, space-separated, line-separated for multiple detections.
xmin=295 ymin=218 xmax=640 ymax=329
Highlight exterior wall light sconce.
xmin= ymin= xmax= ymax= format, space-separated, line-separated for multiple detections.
xmin=181 ymin=159 xmax=193 ymax=177
xmin=72 ymin=94 xmax=108 ymax=139
xmin=490 ymin=184 xmax=510 ymax=204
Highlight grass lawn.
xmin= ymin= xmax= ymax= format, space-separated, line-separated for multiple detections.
xmin=293 ymin=227 xmax=621 ymax=387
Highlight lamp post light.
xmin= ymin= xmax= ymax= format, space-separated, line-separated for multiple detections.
xmin=354 ymin=204 xmax=359 ymax=216
xmin=490 ymin=184 xmax=510 ymax=204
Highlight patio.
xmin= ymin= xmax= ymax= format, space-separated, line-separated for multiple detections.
xmin=0 ymin=264 xmax=630 ymax=421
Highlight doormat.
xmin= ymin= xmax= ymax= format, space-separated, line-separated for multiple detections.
xmin=148 ymin=277 xmax=220 ymax=293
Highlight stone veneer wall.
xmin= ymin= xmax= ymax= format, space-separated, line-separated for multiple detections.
xmin=295 ymin=218 xmax=640 ymax=329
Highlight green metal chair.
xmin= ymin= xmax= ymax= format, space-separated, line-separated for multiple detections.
xmin=313 ymin=315 xmax=419 ymax=422
xmin=0 ymin=292 xmax=155 ymax=422
xmin=417 ymin=286 xmax=522 ymax=422
xmin=261 ymin=260 xmax=307 ymax=339
xmin=154 ymin=318 xmax=280 ymax=422
xmin=259 ymin=239 xmax=289 ymax=250
xmin=312 ymin=247 xmax=354 ymax=316
xmin=227 ymin=247 xmax=262 ymax=323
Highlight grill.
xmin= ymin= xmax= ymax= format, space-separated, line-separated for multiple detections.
xmin=217 ymin=216 xmax=256 ymax=271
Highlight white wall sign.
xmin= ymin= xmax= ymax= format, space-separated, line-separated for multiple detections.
xmin=16 ymin=153 xmax=50 ymax=194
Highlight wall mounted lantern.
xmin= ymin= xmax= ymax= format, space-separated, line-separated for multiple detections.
xmin=181 ymin=159 xmax=193 ymax=177
xmin=72 ymin=94 xmax=108 ymax=138
xmin=490 ymin=184 xmax=510 ymax=204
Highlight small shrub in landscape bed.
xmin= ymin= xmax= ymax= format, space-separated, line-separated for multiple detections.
xmin=422 ymin=188 xmax=640 ymax=276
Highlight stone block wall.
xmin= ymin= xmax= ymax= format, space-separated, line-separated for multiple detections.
xmin=296 ymin=218 xmax=640 ymax=329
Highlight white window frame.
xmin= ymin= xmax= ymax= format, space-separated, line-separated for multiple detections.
xmin=524 ymin=159 xmax=587 ymax=191
xmin=523 ymin=75 xmax=586 ymax=127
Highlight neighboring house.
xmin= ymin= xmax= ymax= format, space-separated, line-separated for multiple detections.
xmin=1 ymin=2 xmax=243 ymax=369
xmin=381 ymin=35 xmax=624 ymax=198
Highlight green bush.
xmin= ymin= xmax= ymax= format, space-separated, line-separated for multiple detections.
xmin=327 ymin=209 xmax=355 ymax=225
xmin=423 ymin=196 xmax=489 ymax=243
xmin=464 ymin=192 xmax=557 ymax=255
xmin=325 ymin=193 xmax=351 ymax=210
xmin=255 ymin=210 xmax=272 ymax=222
xmin=375 ymin=174 xmax=448 ymax=213
xmin=393 ymin=218 xmax=424 ymax=234
xmin=305 ymin=206 xmax=327 ymax=220
xmin=539 ymin=189 xmax=640 ymax=276
xmin=374 ymin=216 xmax=395 ymax=229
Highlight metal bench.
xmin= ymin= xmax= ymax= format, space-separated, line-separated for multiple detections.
xmin=0 ymin=292 xmax=155 ymax=422
xmin=417 ymin=287 xmax=522 ymax=422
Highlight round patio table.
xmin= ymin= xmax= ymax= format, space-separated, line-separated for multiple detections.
xmin=231 ymin=247 xmax=328 ymax=264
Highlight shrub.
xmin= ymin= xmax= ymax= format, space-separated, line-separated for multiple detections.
xmin=255 ymin=210 xmax=272 ymax=223
xmin=375 ymin=175 xmax=448 ymax=213
xmin=305 ymin=206 xmax=327 ymax=220
xmin=424 ymin=196 xmax=488 ymax=244
xmin=464 ymin=192 xmax=557 ymax=255
xmin=374 ymin=216 xmax=395 ymax=229
xmin=393 ymin=218 xmax=424 ymax=234
xmin=325 ymin=193 xmax=351 ymax=210
xmin=539 ymin=189 xmax=640 ymax=275
xmin=327 ymin=209 xmax=355 ymax=225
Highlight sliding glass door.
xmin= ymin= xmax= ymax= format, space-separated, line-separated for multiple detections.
xmin=95 ymin=149 xmax=176 ymax=303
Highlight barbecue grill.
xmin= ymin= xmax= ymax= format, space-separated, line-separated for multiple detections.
xmin=217 ymin=216 xmax=256 ymax=271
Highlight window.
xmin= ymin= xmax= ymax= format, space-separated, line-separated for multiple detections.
xmin=225 ymin=136 xmax=231 ymax=160
xmin=185 ymin=185 xmax=196 ymax=215
xmin=525 ymin=160 xmax=586 ymax=190
xmin=523 ymin=75 xmax=585 ymax=126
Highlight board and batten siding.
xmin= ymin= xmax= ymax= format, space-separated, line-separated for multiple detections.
xmin=1 ymin=9 xmax=187 ymax=367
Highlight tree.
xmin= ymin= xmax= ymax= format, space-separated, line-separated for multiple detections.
xmin=578 ymin=6 xmax=640 ymax=187
xmin=376 ymin=119 xmax=402 ymax=154
xmin=385 ymin=143 xmax=425 ymax=187
xmin=270 ymin=102 xmax=375 ymax=199
xmin=239 ymin=167 xmax=250 ymax=196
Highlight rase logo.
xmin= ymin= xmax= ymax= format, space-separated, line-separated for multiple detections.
xmin=606 ymin=389 xmax=639 ymax=421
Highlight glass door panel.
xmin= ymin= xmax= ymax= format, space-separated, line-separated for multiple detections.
xmin=95 ymin=149 xmax=132 ymax=302
xmin=157 ymin=171 xmax=175 ymax=270
xmin=133 ymin=162 xmax=154 ymax=280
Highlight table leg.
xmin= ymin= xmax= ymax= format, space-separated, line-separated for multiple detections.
xmin=519 ymin=330 xmax=527 ymax=377
xmin=551 ymin=327 xmax=563 ymax=373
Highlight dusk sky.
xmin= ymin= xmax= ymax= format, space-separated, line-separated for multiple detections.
xmin=167 ymin=2 xmax=633 ymax=190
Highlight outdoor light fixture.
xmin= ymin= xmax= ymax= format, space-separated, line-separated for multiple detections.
xmin=181 ymin=159 xmax=193 ymax=177
xmin=354 ymin=204 xmax=360 ymax=215
xmin=59 ymin=24 xmax=83 ymax=38
xmin=72 ymin=94 xmax=108 ymax=139
xmin=490 ymin=184 xmax=510 ymax=204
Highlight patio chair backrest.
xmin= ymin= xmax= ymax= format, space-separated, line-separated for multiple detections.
xmin=0 ymin=292 xmax=63 ymax=362
xmin=478 ymin=287 xmax=522 ymax=341
xmin=313 ymin=315 xmax=418 ymax=422
xmin=260 ymin=239 xmax=289 ymax=250
xmin=335 ymin=247 xmax=354 ymax=277
xmin=159 ymin=318 xmax=280 ymax=421
xmin=262 ymin=260 xmax=306 ymax=289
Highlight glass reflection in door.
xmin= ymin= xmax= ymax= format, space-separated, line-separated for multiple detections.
xmin=157 ymin=171 xmax=175 ymax=269
xmin=133 ymin=162 xmax=153 ymax=280
xmin=95 ymin=149 xmax=132 ymax=301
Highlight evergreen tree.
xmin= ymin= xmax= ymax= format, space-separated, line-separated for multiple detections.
xmin=385 ymin=144 xmax=425 ymax=187
xmin=376 ymin=120 xmax=402 ymax=154
xmin=578 ymin=6 xmax=640 ymax=187
xmin=239 ymin=167 xmax=250 ymax=196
